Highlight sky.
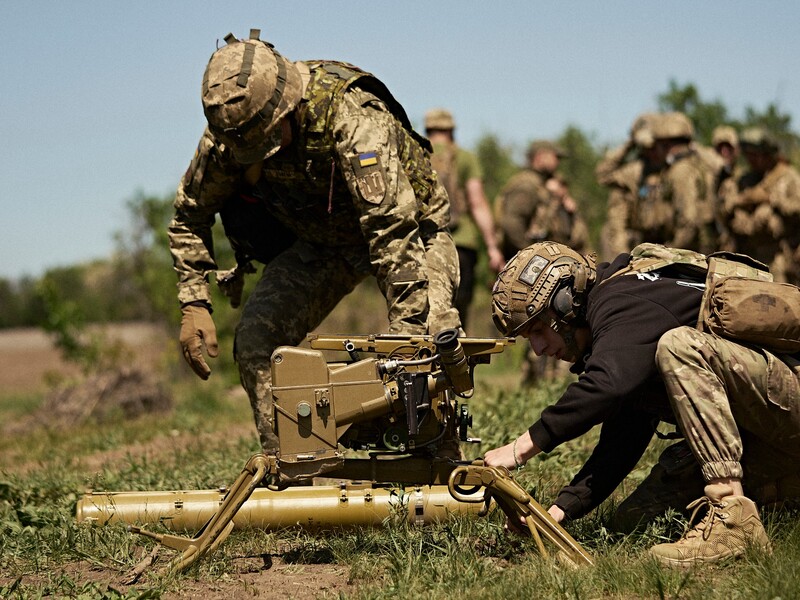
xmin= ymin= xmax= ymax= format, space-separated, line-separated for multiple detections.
xmin=2 ymin=1 xmax=799 ymax=280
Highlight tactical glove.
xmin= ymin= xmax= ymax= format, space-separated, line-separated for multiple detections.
xmin=179 ymin=303 xmax=218 ymax=380
xmin=216 ymin=261 xmax=256 ymax=308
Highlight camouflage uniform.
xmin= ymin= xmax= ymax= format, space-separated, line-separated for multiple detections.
xmin=599 ymin=159 xmax=646 ymax=259
xmin=597 ymin=113 xmax=657 ymax=260
xmin=497 ymin=143 xmax=588 ymax=382
xmin=602 ymin=113 xmax=718 ymax=259
xmin=170 ymin=57 xmax=460 ymax=452
xmin=724 ymin=161 xmax=800 ymax=285
xmin=657 ymin=326 xmax=800 ymax=501
xmin=631 ymin=145 xmax=716 ymax=251
xmin=496 ymin=167 xmax=553 ymax=261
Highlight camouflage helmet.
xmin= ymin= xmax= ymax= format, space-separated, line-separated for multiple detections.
xmin=651 ymin=112 xmax=695 ymax=141
xmin=630 ymin=112 xmax=657 ymax=149
xmin=712 ymin=125 xmax=739 ymax=149
xmin=202 ymin=29 xmax=304 ymax=164
xmin=492 ymin=241 xmax=596 ymax=337
xmin=739 ymin=127 xmax=780 ymax=154
xmin=424 ymin=108 xmax=455 ymax=131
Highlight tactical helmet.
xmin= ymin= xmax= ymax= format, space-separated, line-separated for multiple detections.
xmin=202 ymin=29 xmax=304 ymax=164
xmin=630 ymin=112 xmax=657 ymax=149
xmin=492 ymin=241 xmax=596 ymax=337
xmin=739 ymin=127 xmax=780 ymax=154
xmin=651 ymin=112 xmax=695 ymax=141
xmin=424 ymin=108 xmax=455 ymax=131
xmin=712 ymin=125 xmax=739 ymax=149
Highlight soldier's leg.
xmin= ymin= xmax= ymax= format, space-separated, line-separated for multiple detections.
xmin=656 ymin=327 xmax=800 ymax=484
xmin=454 ymin=246 xmax=477 ymax=332
xmin=424 ymin=230 xmax=461 ymax=333
xmin=650 ymin=327 xmax=800 ymax=564
xmin=235 ymin=245 xmax=366 ymax=453
xmin=610 ymin=440 xmax=705 ymax=533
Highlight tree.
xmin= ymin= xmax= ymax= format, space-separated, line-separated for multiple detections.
xmin=656 ymin=79 xmax=799 ymax=162
xmin=657 ymin=79 xmax=730 ymax=145
xmin=556 ymin=125 xmax=606 ymax=247
xmin=474 ymin=133 xmax=517 ymax=204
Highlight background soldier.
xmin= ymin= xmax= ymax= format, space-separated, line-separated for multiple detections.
xmin=723 ymin=127 xmax=800 ymax=284
xmin=496 ymin=139 xmax=588 ymax=383
xmin=711 ymin=125 xmax=741 ymax=251
xmin=496 ymin=139 xmax=567 ymax=261
xmin=425 ymin=108 xmax=505 ymax=332
xmin=596 ymin=112 xmax=658 ymax=260
xmin=169 ymin=30 xmax=460 ymax=454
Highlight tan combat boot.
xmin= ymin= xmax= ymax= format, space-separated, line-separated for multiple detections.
xmin=649 ymin=483 xmax=771 ymax=567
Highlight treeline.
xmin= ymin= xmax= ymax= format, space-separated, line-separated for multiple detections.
xmin=1 ymin=80 xmax=797 ymax=330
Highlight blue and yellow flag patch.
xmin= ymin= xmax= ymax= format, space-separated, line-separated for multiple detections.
xmin=358 ymin=152 xmax=378 ymax=167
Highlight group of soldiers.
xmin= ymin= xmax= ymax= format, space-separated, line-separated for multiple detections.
xmin=168 ymin=31 xmax=800 ymax=568
xmin=597 ymin=111 xmax=800 ymax=284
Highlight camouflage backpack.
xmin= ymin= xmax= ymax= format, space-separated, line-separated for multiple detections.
xmin=606 ymin=243 xmax=800 ymax=354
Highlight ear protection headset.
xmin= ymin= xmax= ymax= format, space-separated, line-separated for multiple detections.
xmin=550 ymin=260 xmax=591 ymax=324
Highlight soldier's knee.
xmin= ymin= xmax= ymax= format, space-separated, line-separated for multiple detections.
xmin=655 ymin=326 xmax=703 ymax=368
xmin=234 ymin=321 xmax=275 ymax=368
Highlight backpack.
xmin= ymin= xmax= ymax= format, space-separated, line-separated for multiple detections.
xmin=607 ymin=243 xmax=800 ymax=354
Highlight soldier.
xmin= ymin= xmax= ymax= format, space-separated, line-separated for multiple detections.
xmin=596 ymin=112 xmax=659 ymax=259
xmin=169 ymin=30 xmax=460 ymax=454
xmin=496 ymin=139 xmax=588 ymax=383
xmin=424 ymin=108 xmax=505 ymax=332
xmin=723 ymin=127 xmax=800 ymax=284
xmin=484 ymin=241 xmax=800 ymax=566
xmin=712 ymin=125 xmax=740 ymax=192
xmin=644 ymin=112 xmax=718 ymax=254
xmin=711 ymin=125 xmax=741 ymax=251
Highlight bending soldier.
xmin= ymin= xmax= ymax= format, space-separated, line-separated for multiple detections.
xmin=484 ymin=240 xmax=800 ymax=566
xmin=169 ymin=29 xmax=460 ymax=453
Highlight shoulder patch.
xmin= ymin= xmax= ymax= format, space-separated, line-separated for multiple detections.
xmin=349 ymin=151 xmax=387 ymax=204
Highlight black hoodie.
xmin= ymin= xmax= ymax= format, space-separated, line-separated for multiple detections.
xmin=527 ymin=252 xmax=704 ymax=519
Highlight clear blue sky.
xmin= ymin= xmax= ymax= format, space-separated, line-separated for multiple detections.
xmin=2 ymin=1 xmax=798 ymax=280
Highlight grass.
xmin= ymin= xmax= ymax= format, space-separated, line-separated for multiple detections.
xmin=1 ymin=321 xmax=798 ymax=599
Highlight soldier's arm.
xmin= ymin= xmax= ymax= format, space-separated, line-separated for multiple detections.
xmin=334 ymin=90 xmax=430 ymax=334
xmin=168 ymin=129 xmax=240 ymax=306
xmin=595 ymin=142 xmax=633 ymax=185
xmin=499 ymin=184 xmax=536 ymax=252
xmin=603 ymin=187 xmax=634 ymax=257
xmin=465 ymin=177 xmax=505 ymax=271
xmin=771 ymin=166 xmax=800 ymax=219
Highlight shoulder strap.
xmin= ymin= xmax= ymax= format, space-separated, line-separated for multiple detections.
xmin=603 ymin=243 xmax=709 ymax=284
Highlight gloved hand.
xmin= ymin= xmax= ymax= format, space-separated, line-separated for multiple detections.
xmin=179 ymin=303 xmax=218 ymax=380
xmin=216 ymin=261 xmax=256 ymax=308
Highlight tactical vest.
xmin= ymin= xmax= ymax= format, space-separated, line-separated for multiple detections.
xmin=429 ymin=143 xmax=467 ymax=230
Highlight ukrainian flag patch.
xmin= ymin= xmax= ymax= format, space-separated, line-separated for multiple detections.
xmin=358 ymin=152 xmax=378 ymax=167
xmin=349 ymin=151 xmax=386 ymax=204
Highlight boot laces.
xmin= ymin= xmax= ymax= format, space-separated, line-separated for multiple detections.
xmin=683 ymin=496 xmax=726 ymax=541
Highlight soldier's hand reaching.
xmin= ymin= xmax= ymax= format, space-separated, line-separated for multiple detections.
xmin=179 ymin=303 xmax=219 ymax=379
